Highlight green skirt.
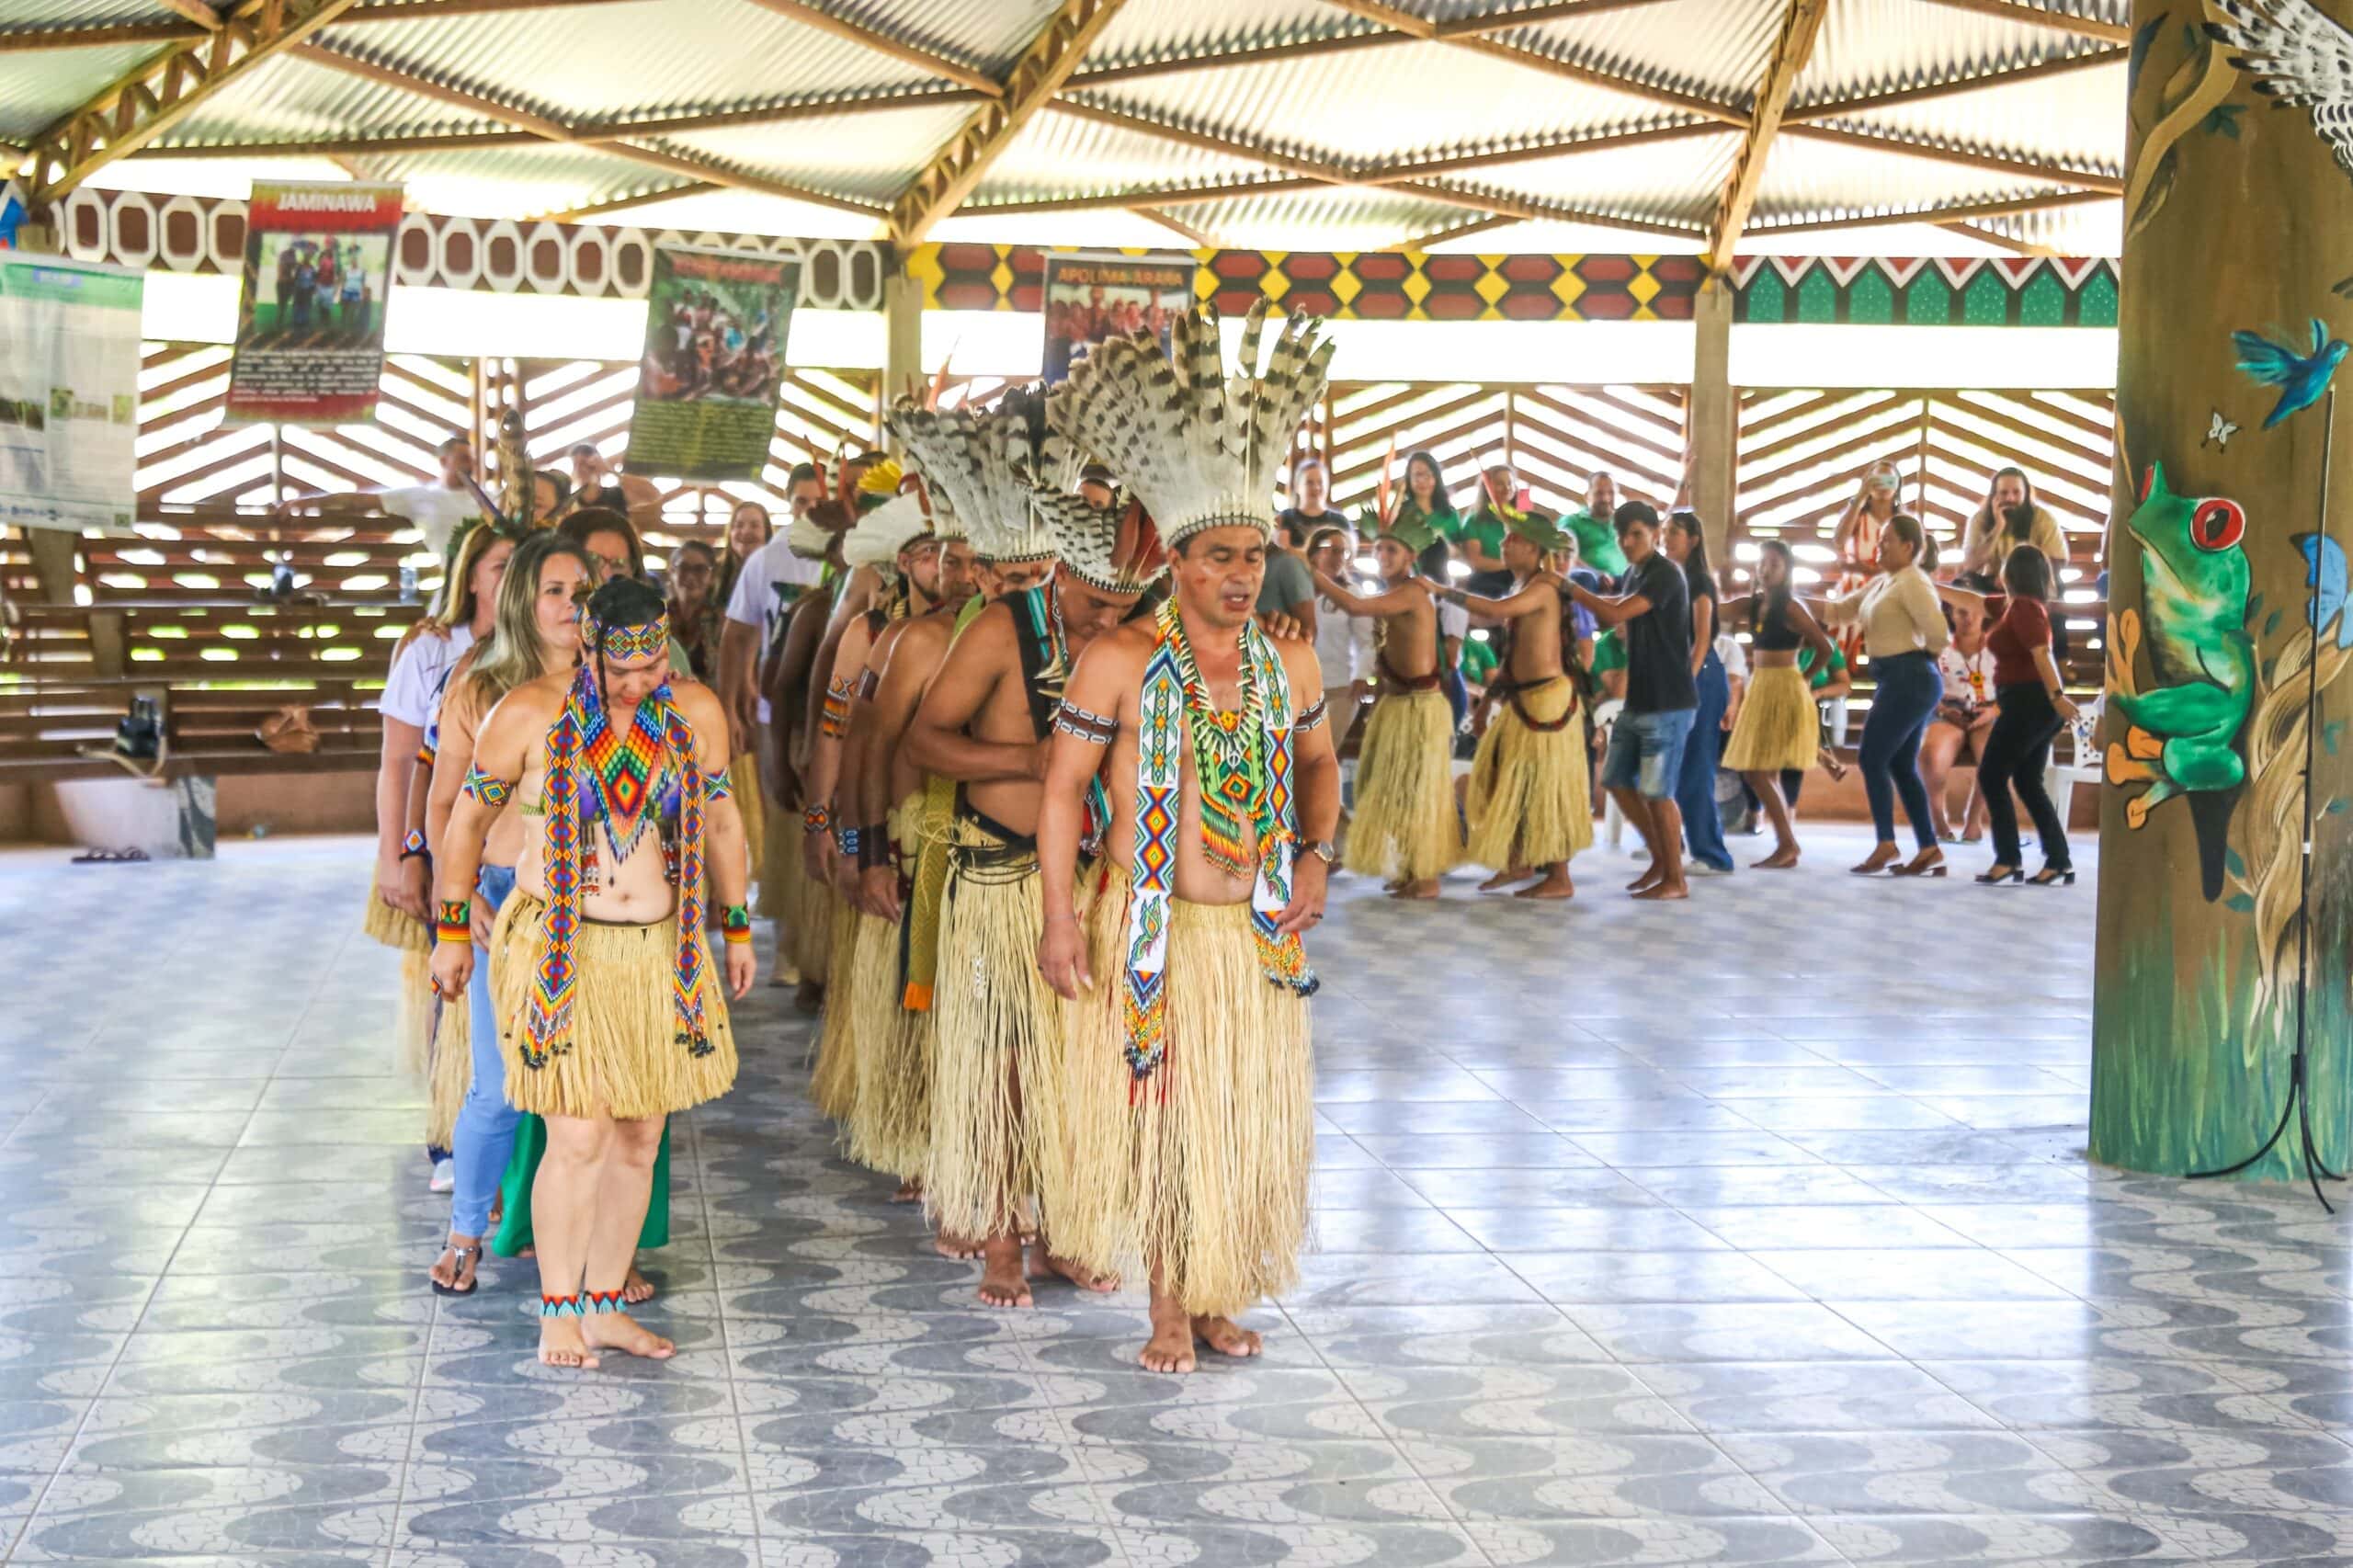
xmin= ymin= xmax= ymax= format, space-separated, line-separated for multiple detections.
xmin=488 ymin=1114 xmax=671 ymax=1256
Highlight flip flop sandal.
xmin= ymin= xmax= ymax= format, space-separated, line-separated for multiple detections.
xmin=430 ymin=1243 xmax=481 ymax=1298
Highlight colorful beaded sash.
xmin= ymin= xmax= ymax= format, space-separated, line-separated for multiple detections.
xmin=519 ymin=662 xmax=716 ymax=1072
xmin=1122 ymin=602 xmax=1314 ymax=1089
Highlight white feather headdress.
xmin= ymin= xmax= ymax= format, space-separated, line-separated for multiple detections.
xmin=1030 ymin=490 xmax=1165 ymax=596
xmin=886 ymin=401 xmax=1055 ymax=563
xmin=1046 ymin=299 xmax=1335 ymax=548
xmin=785 ymin=513 xmax=831 ymax=562
xmin=841 ymin=490 xmax=931 ymax=572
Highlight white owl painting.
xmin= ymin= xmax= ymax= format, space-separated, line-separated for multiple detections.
xmin=2207 ymin=0 xmax=2353 ymax=180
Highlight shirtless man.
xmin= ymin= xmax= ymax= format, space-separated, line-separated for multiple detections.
xmin=904 ymin=486 xmax=1154 ymax=1308
xmin=1311 ymin=513 xmax=1461 ymax=897
xmin=431 ymin=576 xmax=753 ymax=1369
xmin=1035 ymin=299 xmax=1340 ymax=1373
xmin=1428 ymin=509 xmax=1592 ymax=899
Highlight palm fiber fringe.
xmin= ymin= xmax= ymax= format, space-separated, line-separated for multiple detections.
xmin=1721 ymin=664 xmax=1820 ymax=773
xmin=807 ymin=898 xmax=862 ymax=1119
xmin=844 ymin=901 xmax=929 ymax=1179
xmin=360 ymin=867 xmax=430 ymax=953
xmin=1465 ymin=676 xmax=1592 ymax=871
xmin=924 ymin=827 xmax=1072 ymax=1243
xmin=1057 ymin=868 xmax=1314 ymax=1318
xmin=756 ymin=801 xmax=792 ymax=921
xmin=423 ymin=978 xmax=472 ymax=1153
xmin=730 ymin=750 xmax=767 ymax=892
xmin=489 ymin=892 xmax=738 ymax=1119
xmin=1341 ymin=687 xmax=1463 ymax=881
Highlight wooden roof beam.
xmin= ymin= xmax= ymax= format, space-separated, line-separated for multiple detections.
xmin=886 ymin=0 xmax=1130 ymax=244
xmin=1704 ymin=0 xmax=1832 ymax=270
xmin=1781 ymin=46 xmax=2126 ymax=122
xmin=538 ymin=181 xmax=720 ymax=222
xmin=1912 ymin=0 xmax=2131 ymax=44
xmin=1386 ymin=176 xmax=1706 ymax=236
xmin=1133 ymin=205 xmax=1216 ymax=246
xmin=1050 ymin=97 xmax=1347 ymax=183
xmin=1382 ymin=213 xmax=1523 ymax=252
xmin=1748 ymin=187 xmax=2110 ymax=234
xmin=290 ymin=40 xmax=570 ymax=139
xmin=153 ymin=0 xmax=223 ymax=29
xmin=1940 ymin=219 xmax=2059 ymax=255
xmin=1780 ymin=121 xmax=2123 ymax=194
xmin=23 ymin=0 xmax=368 ymax=200
xmin=739 ymin=0 xmax=1002 ymax=97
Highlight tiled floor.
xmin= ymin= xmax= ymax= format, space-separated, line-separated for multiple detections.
xmin=1 ymin=824 xmax=2347 ymax=1567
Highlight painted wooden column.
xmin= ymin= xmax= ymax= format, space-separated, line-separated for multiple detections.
xmin=881 ymin=257 xmax=923 ymax=427
xmin=1688 ymin=281 xmax=1739 ymax=562
xmin=2088 ymin=0 xmax=2352 ymax=1179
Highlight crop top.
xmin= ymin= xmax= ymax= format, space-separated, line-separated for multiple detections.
xmin=1748 ymin=593 xmax=1802 ymax=653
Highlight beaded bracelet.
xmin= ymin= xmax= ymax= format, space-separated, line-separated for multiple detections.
xmin=400 ymin=828 xmax=428 ymax=859
xmin=721 ymin=904 xmax=753 ymax=945
xmin=434 ymin=899 xmax=472 ymax=945
xmin=802 ymin=802 xmax=832 ymax=835
xmin=835 ymin=823 xmax=862 ymax=858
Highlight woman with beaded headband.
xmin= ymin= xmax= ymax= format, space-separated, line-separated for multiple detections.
xmin=431 ymin=575 xmax=752 ymax=1369
xmin=1038 ymin=301 xmax=1343 ymax=1373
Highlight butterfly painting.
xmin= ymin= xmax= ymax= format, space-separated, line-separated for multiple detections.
xmin=2294 ymin=531 xmax=2353 ymax=648
xmin=2203 ymin=410 xmax=2239 ymax=450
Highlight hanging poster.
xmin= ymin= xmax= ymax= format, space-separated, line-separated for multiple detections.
xmin=0 ymin=254 xmax=142 ymax=533
xmin=224 ymin=180 xmax=404 ymax=426
xmin=625 ymin=244 xmax=798 ymax=482
xmin=1041 ymin=252 xmax=1194 ymax=384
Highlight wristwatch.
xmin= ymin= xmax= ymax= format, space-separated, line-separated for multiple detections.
xmin=1305 ymin=839 xmax=1338 ymax=865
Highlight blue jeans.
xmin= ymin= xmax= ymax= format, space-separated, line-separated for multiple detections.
xmin=1676 ymin=651 xmax=1733 ymax=871
xmin=1859 ymin=652 xmax=1939 ymax=852
xmin=1601 ymin=707 xmax=1697 ymax=800
xmin=449 ymin=864 xmax=517 ymax=1238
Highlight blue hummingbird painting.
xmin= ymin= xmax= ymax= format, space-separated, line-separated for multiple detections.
xmin=2233 ymin=319 xmax=2349 ymax=428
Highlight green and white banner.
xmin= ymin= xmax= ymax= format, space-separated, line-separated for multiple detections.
xmin=0 ymin=254 xmax=142 ymax=533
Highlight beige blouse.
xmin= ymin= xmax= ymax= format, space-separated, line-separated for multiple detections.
xmin=1823 ymin=566 xmax=1950 ymax=661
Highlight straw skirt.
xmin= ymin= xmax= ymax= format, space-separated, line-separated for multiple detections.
xmin=1722 ymin=664 xmax=1820 ymax=773
xmin=360 ymin=867 xmax=429 ymax=952
xmin=488 ymin=892 xmax=739 ymax=1120
xmin=1055 ymin=868 xmax=1315 ymax=1317
xmin=924 ymin=819 xmax=1071 ymax=1242
xmin=1343 ymin=688 xmax=1462 ymax=881
xmin=807 ymin=898 xmax=864 ymax=1120
xmin=1466 ymin=676 xmax=1592 ymax=870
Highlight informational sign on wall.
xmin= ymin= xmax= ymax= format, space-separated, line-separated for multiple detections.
xmin=625 ymin=244 xmax=798 ymax=482
xmin=224 ymin=181 xmax=405 ymax=426
xmin=1040 ymin=252 xmax=1196 ymax=384
xmin=0 ymin=254 xmax=142 ymax=533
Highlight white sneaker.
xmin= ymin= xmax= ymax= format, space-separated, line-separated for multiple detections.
xmin=429 ymin=1156 xmax=455 ymax=1194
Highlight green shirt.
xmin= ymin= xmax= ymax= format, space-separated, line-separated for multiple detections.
xmin=1592 ymin=627 xmax=1627 ymax=675
xmin=1798 ymin=642 xmax=1848 ymax=690
xmin=1459 ymin=634 xmax=1499 ymax=684
xmin=1566 ymin=509 xmax=1628 ymax=576
xmin=1455 ymin=506 xmax=1508 ymax=562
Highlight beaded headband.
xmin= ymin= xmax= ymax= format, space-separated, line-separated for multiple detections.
xmin=588 ymin=614 xmax=668 ymax=662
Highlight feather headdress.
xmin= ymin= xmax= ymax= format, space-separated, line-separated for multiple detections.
xmin=841 ymin=490 xmax=931 ymax=572
xmin=1031 ymin=491 xmax=1165 ymax=596
xmin=886 ymin=400 xmax=1055 ymax=563
xmin=1047 ymin=299 xmax=1336 ymax=549
xmin=785 ymin=513 xmax=832 ymax=562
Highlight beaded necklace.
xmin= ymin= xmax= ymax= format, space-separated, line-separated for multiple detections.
xmin=1159 ymin=598 xmax=1267 ymax=879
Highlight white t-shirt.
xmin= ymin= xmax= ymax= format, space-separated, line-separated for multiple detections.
xmin=1437 ymin=597 xmax=1470 ymax=642
xmin=379 ymin=623 xmax=477 ymax=729
xmin=722 ymin=534 xmax=825 ymax=723
xmin=1312 ymin=595 xmax=1377 ymax=690
xmin=1714 ymin=631 xmax=1748 ymax=682
xmin=1938 ymin=641 xmax=1998 ymax=709
xmin=379 ymin=483 xmax=480 ymax=562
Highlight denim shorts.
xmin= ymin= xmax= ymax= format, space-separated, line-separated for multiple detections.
xmin=1602 ymin=707 xmax=1698 ymax=801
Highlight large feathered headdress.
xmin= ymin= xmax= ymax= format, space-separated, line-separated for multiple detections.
xmin=841 ymin=490 xmax=931 ymax=572
xmin=886 ymin=399 xmax=1055 ymax=564
xmin=1047 ymin=299 xmax=1336 ymax=549
xmin=1031 ymin=491 xmax=1165 ymax=596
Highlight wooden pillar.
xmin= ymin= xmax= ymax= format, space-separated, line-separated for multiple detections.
xmin=1688 ymin=281 xmax=1738 ymax=562
xmin=881 ymin=256 xmax=923 ymax=426
xmin=2088 ymin=0 xmax=2351 ymax=1180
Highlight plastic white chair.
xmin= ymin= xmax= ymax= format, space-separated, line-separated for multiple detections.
xmin=2044 ymin=693 xmax=2104 ymax=823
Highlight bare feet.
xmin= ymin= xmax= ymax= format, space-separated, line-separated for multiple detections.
xmin=1754 ymin=845 xmax=1799 ymax=869
xmin=1514 ymin=867 xmax=1574 ymax=900
xmin=1478 ymin=868 xmax=1533 ymax=892
xmin=1626 ymin=863 xmax=1662 ymax=892
xmin=1387 ymin=877 xmax=1439 ymax=900
xmin=582 ymin=1310 xmax=675 ymax=1360
xmin=1036 ymin=1246 xmax=1120 ymax=1293
xmin=891 ymin=1179 xmax=924 ymax=1205
xmin=1140 ymin=1295 xmax=1196 ymax=1374
xmin=623 ymin=1265 xmax=655 ymax=1305
xmin=1192 ymin=1314 xmax=1265 ymax=1359
xmin=428 ymin=1235 xmax=482 ymax=1296
xmin=538 ymin=1317 xmax=600 ymax=1369
xmin=1632 ymin=880 xmax=1689 ymax=901
xmin=1849 ymin=843 xmax=1901 ymax=875
xmin=934 ymin=1230 xmax=983 ymax=1260
xmin=977 ymin=1236 xmax=1033 ymax=1309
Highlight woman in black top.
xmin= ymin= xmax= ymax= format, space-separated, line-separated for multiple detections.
xmin=1662 ymin=511 xmax=1733 ymax=874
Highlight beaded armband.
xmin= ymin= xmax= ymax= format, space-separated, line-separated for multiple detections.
xmin=802 ymin=802 xmax=832 ymax=835
xmin=721 ymin=904 xmax=753 ymax=945
xmin=819 ymin=677 xmax=854 ymax=738
xmin=1051 ymin=700 xmax=1118 ymax=745
xmin=434 ymin=899 xmax=472 ymax=945
xmin=400 ymin=828 xmax=428 ymax=860
xmin=835 ymin=822 xmax=862 ymax=858
xmin=415 ymin=741 xmax=437 ymax=767
xmin=858 ymin=825 xmax=890 ymax=871
xmin=856 ymin=668 xmax=881 ymax=700
xmin=461 ymin=764 xmax=515 ymax=806
xmin=1296 ymin=699 xmax=1329 ymax=733
xmin=702 ymin=768 xmax=734 ymax=803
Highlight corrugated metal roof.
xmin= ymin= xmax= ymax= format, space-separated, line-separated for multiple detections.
xmin=1833 ymin=57 xmax=2127 ymax=165
xmin=1079 ymin=0 xmax=1381 ymax=72
xmin=1797 ymin=0 xmax=2123 ymax=103
xmin=339 ymin=143 xmax=663 ymax=216
xmin=967 ymin=106 xmax=1282 ymax=206
xmin=1508 ymin=0 xmax=1785 ymax=108
xmin=0 ymin=43 xmax=158 ymax=141
xmin=1424 ymin=216 xmax=1705 ymax=253
xmin=1065 ymin=42 xmax=1681 ymax=165
xmin=1748 ymin=131 xmax=2075 ymax=228
xmin=0 ymin=0 xmax=174 ymax=24
xmin=156 ymin=53 xmax=504 ymax=148
xmin=662 ymin=100 xmax=978 ymax=205
xmin=832 ymin=0 xmax=1064 ymax=75
xmin=313 ymin=0 xmax=937 ymax=124
xmin=1436 ymin=130 xmax=1742 ymax=230
xmin=1173 ymin=187 xmax=1483 ymax=251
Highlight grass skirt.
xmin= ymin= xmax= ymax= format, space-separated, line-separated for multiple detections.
xmin=360 ymin=866 xmax=428 ymax=952
xmin=772 ymin=832 xmax=835 ymax=982
xmin=807 ymin=898 xmax=863 ymax=1119
xmin=1057 ymin=868 xmax=1314 ymax=1317
xmin=488 ymin=892 xmax=739 ymax=1119
xmin=490 ymin=1115 xmax=669 ymax=1257
xmin=422 ymin=977 xmax=472 ymax=1152
xmin=1466 ymin=676 xmax=1592 ymax=870
xmin=730 ymin=751 xmax=766 ymax=892
xmin=756 ymin=800 xmax=792 ymax=920
xmin=1722 ymin=663 xmax=1820 ymax=773
xmin=924 ymin=822 xmax=1070 ymax=1241
xmin=1343 ymin=687 xmax=1462 ymax=881
xmin=844 ymin=902 xmax=928 ymax=1180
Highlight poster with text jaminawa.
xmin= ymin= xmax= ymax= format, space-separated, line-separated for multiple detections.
xmin=1041 ymin=253 xmax=1194 ymax=384
xmin=224 ymin=181 xmax=404 ymax=426
xmin=0 ymin=255 xmax=142 ymax=534
xmin=626 ymin=244 xmax=798 ymax=483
